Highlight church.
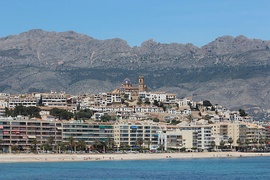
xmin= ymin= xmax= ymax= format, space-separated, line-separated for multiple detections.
xmin=111 ymin=76 xmax=147 ymax=98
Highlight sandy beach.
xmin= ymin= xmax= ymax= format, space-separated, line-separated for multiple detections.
xmin=0 ymin=152 xmax=269 ymax=163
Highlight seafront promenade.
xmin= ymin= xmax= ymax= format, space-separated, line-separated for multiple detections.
xmin=1 ymin=152 xmax=269 ymax=163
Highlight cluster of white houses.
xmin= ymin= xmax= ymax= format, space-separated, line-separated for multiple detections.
xmin=0 ymin=77 xmax=270 ymax=152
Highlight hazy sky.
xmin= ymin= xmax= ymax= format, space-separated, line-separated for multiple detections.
xmin=1 ymin=0 xmax=270 ymax=47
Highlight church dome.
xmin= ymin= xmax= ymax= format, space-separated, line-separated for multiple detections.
xmin=123 ymin=78 xmax=131 ymax=85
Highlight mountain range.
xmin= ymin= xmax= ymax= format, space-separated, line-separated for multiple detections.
xmin=1 ymin=29 xmax=270 ymax=120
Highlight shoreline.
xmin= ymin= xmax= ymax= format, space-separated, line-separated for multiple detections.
xmin=0 ymin=152 xmax=269 ymax=163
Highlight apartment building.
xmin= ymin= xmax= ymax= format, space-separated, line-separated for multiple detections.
xmin=62 ymin=121 xmax=114 ymax=145
xmin=245 ymin=123 xmax=266 ymax=147
xmin=212 ymin=122 xmax=247 ymax=147
xmin=0 ymin=93 xmax=10 ymax=100
xmin=0 ymin=117 xmax=62 ymax=152
xmin=39 ymin=92 xmax=67 ymax=107
xmin=179 ymin=124 xmax=212 ymax=151
xmin=0 ymin=100 xmax=8 ymax=116
xmin=177 ymin=98 xmax=191 ymax=107
xmin=158 ymin=129 xmax=183 ymax=151
xmin=8 ymin=95 xmax=37 ymax=108
xmin=114 ymin=120 xmax=160 ymax=149
xmin=166 ymin=94 xmax=176 ymax=102
xmin=0 ymin=117 xmax=163 ymax=152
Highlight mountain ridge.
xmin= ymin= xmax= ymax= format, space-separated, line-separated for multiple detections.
xmin=1 ymin=29 xmax=270 ymax=120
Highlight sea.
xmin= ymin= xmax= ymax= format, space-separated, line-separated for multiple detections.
xmin=0 ymin=156 xmax=270 ymax=180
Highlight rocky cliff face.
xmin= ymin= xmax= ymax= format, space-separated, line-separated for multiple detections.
xmin=1 ymin=29 xmax=270 ymax=119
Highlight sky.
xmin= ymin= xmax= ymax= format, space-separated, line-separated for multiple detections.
xmin=1 ymin=0 xmax=270 ymax=47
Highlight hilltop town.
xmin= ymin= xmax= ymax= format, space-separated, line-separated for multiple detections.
xmin=0 ymin=76 xmax=269 ymax=153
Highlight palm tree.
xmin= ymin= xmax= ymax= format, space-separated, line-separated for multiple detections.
xmin=100 ymin=141 xmax=107 ymax=152
xmin=252 ymin=138 xmax=258 ymax=149
xmin=67 ymin=136 xmax=77 ymax=152
xmin=264 ymin=138 xmax=269 ymax=150
xmin=228 ymin=137 xmax=233 ymax=149
xmin=259 ymin=137 xmax=265 ymax=149
xmin=57 ymin=142 xmax=67 ymax=153
xmin=92 ymin=140 xmax=107 ymax=152
xmin=236 ymin=138 xmax=242 ymax=151
xmin=136 ymin=138 xmax=144 ymax=151
xmin=120 ymin=143 xmax=130 ymax=151
xmin=245 ymin=139 xmax=250 ymax=151
xmin=106 ymin=138 xmax=115 ymax=150
xmin=158 ymin=144 xmax=165 ymax=151
xmin=0 ymin=139 xmax=3 ymax=153
xmin=31 ymin=138 xmax=39 ymax=154
xmin=146 ymin=140 xmax=152 ymax=150
xmin=92 ymin=140 xmax=101 ymax=151
xmin=220 ymin=140 xmax=225 ymax=150
xmin=210 ymin=141 xmax=216 ymax=150
xmin=77 ymin=139 xmax=86 ymax=151
xmin=47 ymin=136 xmax=54 ymax=151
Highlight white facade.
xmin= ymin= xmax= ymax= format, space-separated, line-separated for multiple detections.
xmin=179 ymin=125 xmax=213 ymax=151
xmin=178 ymin=98 xmax=190 ymax=107
xmin=8 ymin=95 xmax=37 ymax=108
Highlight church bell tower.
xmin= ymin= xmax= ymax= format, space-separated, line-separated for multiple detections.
xmin=138 ymin=76 xmax=144 ymax=92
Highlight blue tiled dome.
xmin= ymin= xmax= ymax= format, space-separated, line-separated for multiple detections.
xmin=123 ymin=78 xmax=131 ymax=85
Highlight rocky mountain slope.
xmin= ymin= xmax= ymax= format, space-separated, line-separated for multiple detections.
xmin=1 ymin=29 xmax=270 ymax=119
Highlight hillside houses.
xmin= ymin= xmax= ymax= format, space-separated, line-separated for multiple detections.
xmin=0 ymin=76 xmax=269 ymax=153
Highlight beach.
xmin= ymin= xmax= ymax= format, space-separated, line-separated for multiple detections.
xmin=0 ymin=152 xmax=269 ymax=163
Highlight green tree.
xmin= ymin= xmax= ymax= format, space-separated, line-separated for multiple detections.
xmin=160 ymin=102 xmax=166 ymax=111
xmin=220 ymin=140 xmax=225 ymax=150
xmin=50 ymin=108 xmax=73 ymax=120
xmin=77 ymin=103 xmax=81 ymax=111
xmin=105 ymin=138 xmax=115 ymax=150
xmin=228 ymin=137 xmax=233 ymax=149
xmin=210 ymin=141 xmax=216 ymax=150
xmin=245 ymin=139 xmax=250 ymax=151
xmin=46 ymin=136 xmax=54 ymax=151
xmin=123 ymin=94 xmax=129 ymax=100
xmin=153 ymin=100 xmax=159 ymax=107
xmin=170 ymin=120 xmax=180 ymax=125
xmin=136 ymin=138 xmax=144 ymax=150
xmin=5 ymin=107 xmax=11 ymax=117
xmin=137 ymin=97 xmax=142 ymax=106
xmin=153 ymin=117 xmax=159 ymax=122
xmin=203 ymin=100 xmax=212 ymax=107
xmin=11 ymin=144 xmax=19 ymax=153
xmin=30 ymin=138 xmax=39 ymax=154
xmin=25 ymin=106 xmax=41 ymax=118
xmin=144 ymin=98 xmax=150 ymax=105
xmin=67 ymin=136 xmax=76 ymax=152
xmin=77 ymin=140 xmax=86 ymax=151
xmin=57 ymin=142 xmax=68 ymax=152
xmin=0 ymin=139 xmax=3 ymax=153
xmin=239 ymin=109 xmax=248 ymax=117
xmin=76 ymin=109 xmax=92 ymax=120
xmin=236 ymin=138 xmax=242 ymax=151
xmin=158 ymin=144 xmax=165 ymax=151
xmin=37 ymin=96 xmax=44 ymax=106
xmin=120 ymin=143 xmax=130 ymax=151
xmin=92 ymin=140 xmax=103 ymax=151
xmin=100 ymin=114 xmax=112 ymax=122
xmin=264 ymin=138 xmax=269 ymax=147
xmin=252 ymin=138 xmax=258 ymax=149
xmin=259 ymin=137 xmax=265 ymax=148
xmin=5 ymin=106 xmax=41 ymax=118
xmin=146 ymin=140 xmax=152 ymax=150
xmin=12 ymin=105 xmax=27 ymax=116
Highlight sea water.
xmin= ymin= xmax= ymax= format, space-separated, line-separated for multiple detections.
xmin=0 ymin=156 xmax=270 ymax=180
